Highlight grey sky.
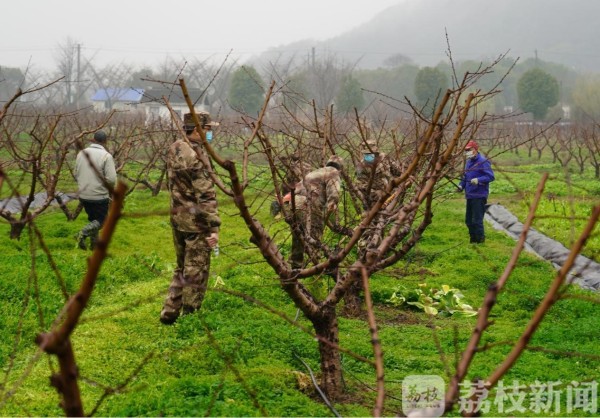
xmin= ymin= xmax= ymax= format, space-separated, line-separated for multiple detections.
xmin=2 ymin=0 xmax=403 ymax=70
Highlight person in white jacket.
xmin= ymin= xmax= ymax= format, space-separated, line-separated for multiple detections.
xmin=74 ymin=130 xmax=117 ymax=250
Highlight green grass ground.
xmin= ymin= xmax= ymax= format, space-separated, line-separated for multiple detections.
xmin=0 ymin=166 xmax=599 ymax=416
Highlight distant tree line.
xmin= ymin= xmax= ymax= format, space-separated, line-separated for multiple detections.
xmin=2 ymin=39 xmax=600 ymax=124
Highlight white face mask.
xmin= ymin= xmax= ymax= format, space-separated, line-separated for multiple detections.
xmin=465 ymin=150 xmax=476 ymax=159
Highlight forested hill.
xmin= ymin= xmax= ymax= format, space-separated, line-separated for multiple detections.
xmin=258 ymin=0 xmax=600 ymax=71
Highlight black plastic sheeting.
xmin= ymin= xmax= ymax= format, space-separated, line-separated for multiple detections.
xmin=486 ymin=204 xmax=600 ymax=292
xmin=0 ymin=192 xmax=77 ymax=214
xmin=2 ymin=195 xmax=599 ymax=291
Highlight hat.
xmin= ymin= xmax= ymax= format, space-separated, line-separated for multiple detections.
xmin=284 ymin=193 xmax=306 ymax=208
xmin=183 ymin=111 xmax=220 ymax=129
xmin=362 ymin=139 xmax=379 ymax=153
xmin=94 ymin=130 xmax=107 ymax=142
xmin=326 ymin=155 xmax=343 ymax=169
xmin=465 ymin=140 xmax=479 ymax=150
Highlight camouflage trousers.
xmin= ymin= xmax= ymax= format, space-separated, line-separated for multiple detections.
xmin=357 ymin=213 xmax=384 ymax=263
xmin=161 ymin=229 xmax=212 ymax=323
xmin=290 ymin=207 xmax=324 ymax=270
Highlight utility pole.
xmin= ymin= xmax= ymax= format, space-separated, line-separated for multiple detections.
xmin=76 ymin=43 xmax=81 ymax=108
xmin=311 ymin=47 xmax=315 ymax=69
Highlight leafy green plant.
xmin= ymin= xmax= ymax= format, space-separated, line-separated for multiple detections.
xmin=386 ymin=283 xmax=478 ymax=317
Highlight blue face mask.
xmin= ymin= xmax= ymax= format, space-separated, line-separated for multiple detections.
xmin=205 ymin=131 xmax=213 ymax=142
xmin=364 ymin=153 xmax=375 ymax=163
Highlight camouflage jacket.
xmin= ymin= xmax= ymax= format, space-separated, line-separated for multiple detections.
xmin=283 ymin=160 xmax=312 ymax=194
xmin=355 ymin=153 xmax=401 ymax=207
xmin=295 ymin=166 xmax=341 ymax=211
xmin=167 ymin=139 xmax=220 ymax=233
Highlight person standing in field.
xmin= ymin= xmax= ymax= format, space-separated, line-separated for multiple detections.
xmin=74 ymin=130 xmax=117 ymax=250
xmin=270 ymin=152 xmax=312 ymax=217
xmin=355 ymin=139 xmax=402 ymax=260
xmin=287 ymin=154 xmax=343 ymax=269
xmin=458 ymin=140 xmax=495 ymax=244
xmin=160 ymin=112 xmax=221 ymax=325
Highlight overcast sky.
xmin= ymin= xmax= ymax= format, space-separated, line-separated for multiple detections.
xmin=2 ymin=0 xmax=403 ymax=70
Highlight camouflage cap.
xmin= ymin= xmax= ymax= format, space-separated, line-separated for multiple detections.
xmin=183 ymin=111 xmax=220 ymax=129
xmin=326 ymin=155 xmax=344 ymax=169
xmin=362 ymin=139 xmax=379 ymax=153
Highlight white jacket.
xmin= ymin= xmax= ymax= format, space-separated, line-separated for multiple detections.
xmin=75 ymin=144 xmax=117 ymax=200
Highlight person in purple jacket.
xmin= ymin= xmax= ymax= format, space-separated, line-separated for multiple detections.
xmin=458 ymin=140 xmax=495 ymax=243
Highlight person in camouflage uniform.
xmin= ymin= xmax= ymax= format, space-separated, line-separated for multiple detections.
xmin=355 ymin=140 xmax=401 ymax=261
xmin=282 ymin=153 xmax=312 ymax=195
xmin=271 ymin=153 xmax=312 ymax=217
xmin=160 ymin=112 xmax=221 ymax=325
xmin=288 ymin=155 xmax=343 ymax=269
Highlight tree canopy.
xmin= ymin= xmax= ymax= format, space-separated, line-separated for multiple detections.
xmin=572 ymin=74 xmax=600 ymax=121
xmin=335 ymin=75 xmax=365 ymax=113
xmin=414 ymin=67 xmax=449 ymax=115
xmin=228 ymin=65 xmax=265 ymax=116
xmin=517 ymin=68 xmax=559 ymax=120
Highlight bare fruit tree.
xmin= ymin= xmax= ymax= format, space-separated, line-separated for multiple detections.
xmin=175 ymin=55 xmax=502 ymax=400
xmin=2 ymin=60 xmax=600 ymax=416
xmin=0 ymin=81 xmax=113 ymax=239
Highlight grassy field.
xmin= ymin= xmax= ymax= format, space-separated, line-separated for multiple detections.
xmin=0 ymin=155 xmax=599 ymax=416
xmin=488 ymin=148 xmax=600 ymax=258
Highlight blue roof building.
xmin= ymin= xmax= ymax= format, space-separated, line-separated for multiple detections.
xmin=90 ymin=88 xmax=144 ymax=111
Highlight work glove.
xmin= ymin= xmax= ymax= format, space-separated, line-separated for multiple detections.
xmin=470 ymin=178 xmax=479 ymax=185
xmin=206 ymin=232 xmax=219 ymax=248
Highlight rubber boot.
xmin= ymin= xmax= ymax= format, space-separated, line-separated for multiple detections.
xmin=90 ymin=233 xmax=98 ymax=250
xmin=75 ymin=230 xmax=87 ymax=250
xmin=76 ymin=220 xmax=101 ymax=250
xmin=473 ymin=235 xmax=485 ymax=244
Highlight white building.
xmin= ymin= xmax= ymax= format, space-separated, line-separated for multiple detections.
xmin=90 ymin=88 xmax=144 ymax=111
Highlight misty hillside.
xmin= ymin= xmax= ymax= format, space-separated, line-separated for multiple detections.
xmin=258 ymin=0 xmax=600 ymax=71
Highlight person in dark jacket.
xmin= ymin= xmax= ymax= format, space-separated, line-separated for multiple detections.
xmin=458 ymin=140 xmax=495 ymax=243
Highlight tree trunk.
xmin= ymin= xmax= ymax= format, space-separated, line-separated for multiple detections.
xmin=10 ymin=222 xmax=25 ymax=240
xmin=342 ymin=271 xmax=363 ymax=317
xmin=312 ymin=306 xmax=343 ymax=401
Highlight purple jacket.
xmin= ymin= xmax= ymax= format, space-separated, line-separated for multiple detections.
xmin=459 ymin=153 xmax=495 ymax=199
